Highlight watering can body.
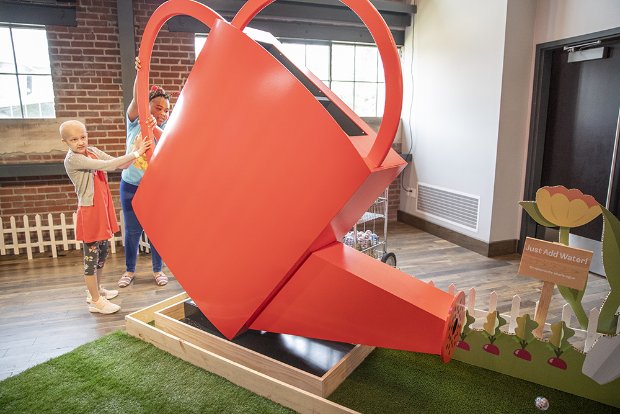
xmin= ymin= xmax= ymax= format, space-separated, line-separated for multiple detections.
xmin=133 ymin=0 xmax=464 ymax=362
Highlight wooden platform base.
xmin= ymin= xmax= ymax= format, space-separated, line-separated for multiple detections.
xmin=126 ymin=293 xmax=373 ymax=414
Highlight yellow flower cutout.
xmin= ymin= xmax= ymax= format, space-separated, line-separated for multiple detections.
xmin=535 ymin=186 xmax=601 ymax=228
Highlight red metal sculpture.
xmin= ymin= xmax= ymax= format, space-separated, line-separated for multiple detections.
xmin=133 ymin=0 xmax=464 ymax=362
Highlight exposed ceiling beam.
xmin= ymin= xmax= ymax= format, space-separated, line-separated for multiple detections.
xmin=0 ymin=0 xmax=77 ymax=26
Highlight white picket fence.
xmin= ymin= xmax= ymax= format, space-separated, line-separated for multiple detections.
xmin=431 ymin=281 xmax=620 ymax=353
xmin=0 ymin=212 xmax=151 ymax=260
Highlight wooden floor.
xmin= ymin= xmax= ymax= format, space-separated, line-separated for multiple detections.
xmin=0 ymin=222 xmax=611 ymax=381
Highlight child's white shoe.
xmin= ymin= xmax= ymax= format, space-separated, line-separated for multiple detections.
xmin=86 ymin=286 xmax=119 ymax=303
xmin=88 ymin=296 xmax=121 ymax=314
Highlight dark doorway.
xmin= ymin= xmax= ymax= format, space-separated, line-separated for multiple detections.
xmin=541 ymin=38 xmax=620 ymax=240
xmin=522 ymin=27 xmax=620 ymax=276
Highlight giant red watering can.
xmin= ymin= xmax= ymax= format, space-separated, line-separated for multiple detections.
xmin=133 ymin=0 xmax=464 ymax=362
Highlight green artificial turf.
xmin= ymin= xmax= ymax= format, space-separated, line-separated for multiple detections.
xmin=1 ymin=331 xmax=617 ymax=414
xmin=328 ymin=348 xmax=619 ymax=414
xmin=0 ymin=331 xmax=292 ymax=414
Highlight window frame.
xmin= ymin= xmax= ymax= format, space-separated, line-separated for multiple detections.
xmin=279 ymin=39 xmax=387 ymax=118
xmin=0 ymin=24 xmax=55 ymax=119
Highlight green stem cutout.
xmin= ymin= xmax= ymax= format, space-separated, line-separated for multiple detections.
xmin=557 ymin=226 xmax=588 ymax=328
xmin=597 ymin=206 xmax=620 ymax=334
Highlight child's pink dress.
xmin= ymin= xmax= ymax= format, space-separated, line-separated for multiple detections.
xmin=75 ymin=151 xmax=120 ymax=243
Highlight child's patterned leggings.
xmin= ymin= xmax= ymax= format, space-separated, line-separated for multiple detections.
xmin=83 ymin=240 xmax=109 ymax=276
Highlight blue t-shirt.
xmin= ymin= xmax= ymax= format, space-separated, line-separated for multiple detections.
xmin=121 ymin=115 xmax=165 ymax=185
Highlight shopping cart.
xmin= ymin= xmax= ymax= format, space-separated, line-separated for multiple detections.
xmin=343 ymin=187 xmax=397 ymax=267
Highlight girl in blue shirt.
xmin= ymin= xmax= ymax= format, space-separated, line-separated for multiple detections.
xmin=118 ymin=57 xmax=170 ymax=288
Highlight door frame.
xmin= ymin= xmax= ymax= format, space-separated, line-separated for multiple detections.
xmin=519 ymin=26 xmax=620 ymax=252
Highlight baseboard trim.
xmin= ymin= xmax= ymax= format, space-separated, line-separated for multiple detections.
xmin=397 ymin=210 xmax=517 ymax=257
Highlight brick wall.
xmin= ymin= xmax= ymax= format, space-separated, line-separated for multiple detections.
xmin=0 ymin=176 xmax=80 ymax=217
xmin=387 ymin=177 xmax=401 ymax=222
xmin=0 ymin=0 xmax=193 ymax=223
xmin=1 ymin=0 xmax=402 ymax=226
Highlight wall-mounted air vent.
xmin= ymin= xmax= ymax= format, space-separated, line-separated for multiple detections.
xmin=416 ymin=183 xmax=479 ymax=231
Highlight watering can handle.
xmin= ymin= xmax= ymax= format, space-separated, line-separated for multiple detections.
xmin=232 ymin=0 xmax=403 ymax=169
xmin=136 ymin=0 xmax=224 ymax=161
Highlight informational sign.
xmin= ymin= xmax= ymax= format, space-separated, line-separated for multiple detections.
xmin=518 ymin=237 xmax=592 ymax=291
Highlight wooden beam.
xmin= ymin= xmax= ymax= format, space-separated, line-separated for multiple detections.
xmin=127 ymin=301 xmax=358 ymax=414
xmin=153 ymin=299 xmax=374 ymax=397
xmin=0 ymin=1 xmax=77 ymax=26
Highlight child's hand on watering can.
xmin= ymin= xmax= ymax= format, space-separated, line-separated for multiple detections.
xmin=146 ymin=115 xmax=157 ymax=130
xmin=134 ymin=135 xmax=152 ymax=156
xmin=133 ymin=116 xmax=155 ymax=150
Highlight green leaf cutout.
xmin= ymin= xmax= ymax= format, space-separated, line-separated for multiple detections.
xmin=514 ymin=314 xmax=538 ymax=343
xmin=557 ymin=285 xmax=588 ymax=329
xmin=483 ymin=311 xmax=506 ymax=337
xmin=461 ymin=311 xmax=475 ymax=336
xmin=519 ymin=201 xmax=556 ymax=227
xmin=597 ymin=206 xmax=620 ymax=334
xmin=549 ymin=321 xmax=575 ymax=352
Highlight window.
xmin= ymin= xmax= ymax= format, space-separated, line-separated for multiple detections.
xmin=196 ymin=35 xmax=395 ymax=118
xmin=0 ymin=26 xmax=55 ymax=119
xmin=195 ymin=35 xmax=207 ymax=55
xmin=281 ymin=41 xmax=386 ymax=118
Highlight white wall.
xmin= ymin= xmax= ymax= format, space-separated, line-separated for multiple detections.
xmin=534 ymin=0 xmax=620 ymax=44
xmin=400 ymin=0 xmax=620 ymax=245
xmin=400 ymin=0 xmax=509 ymax=243
xmin=489 ymin=0 xmax=537 ymax=242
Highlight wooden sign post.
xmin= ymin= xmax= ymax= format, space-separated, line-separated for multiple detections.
xmin=518 ymin=237 xmax=592 ymax=338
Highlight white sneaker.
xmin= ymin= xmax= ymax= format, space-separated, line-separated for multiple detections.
xmin=86 ymin=286 xmax=119 ymax=303
xmin=88 ymin=296 xmax=121 ymax=314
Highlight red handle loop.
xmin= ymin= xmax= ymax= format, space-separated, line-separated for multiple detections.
xmin=232 ymin=0 xmax=403 ymax=168
xmin=137 ymin=0 xmax=224 ymax=160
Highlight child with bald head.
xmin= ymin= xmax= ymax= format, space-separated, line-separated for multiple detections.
xmin=60 ymin=119 xmax=152 ymax=314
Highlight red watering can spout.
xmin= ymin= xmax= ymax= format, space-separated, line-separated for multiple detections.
xmin=132 ymin=0 xmax=464 ymax=363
